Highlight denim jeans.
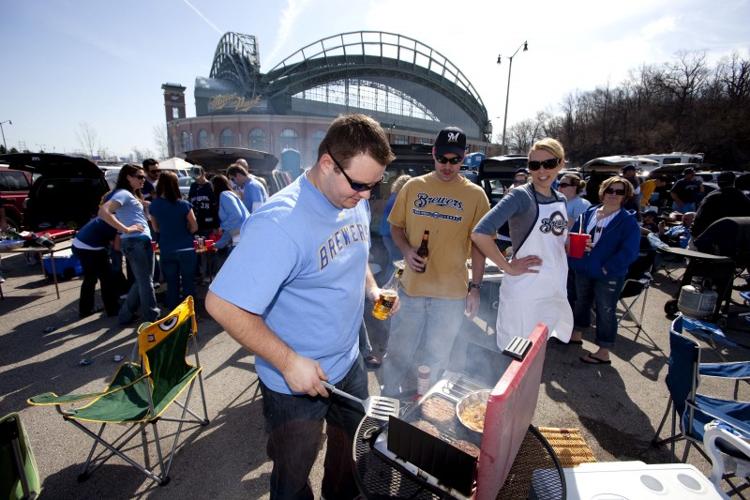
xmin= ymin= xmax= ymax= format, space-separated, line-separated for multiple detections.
xmin=119 ymin=237 xmax=160 ymax=324
xmin=573 ymin=273 xmax=626 ymax=348
xmin=72 ymin=246 xmax=119 ymax=316
xmin=160 ymin=249 xmax=197 ymax=310
xmin=380 ymin=292 xmax=466 ymax=396
xmin=259 ymin=356 xmax=367 ymax=500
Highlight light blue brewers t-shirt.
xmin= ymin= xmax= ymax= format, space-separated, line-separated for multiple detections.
xmin=210 ymin=174 xmax=370 ymax=394
xmin=242 ymin=177 xmax=269 ymax=213
xmin=110 ymin=189 xmax=151 ymax=240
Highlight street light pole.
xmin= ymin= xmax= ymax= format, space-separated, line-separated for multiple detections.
xmin=0 ymin=120 xmax=11 ymax=151
xmin=497 ymin=41 xmax=527 ymax=154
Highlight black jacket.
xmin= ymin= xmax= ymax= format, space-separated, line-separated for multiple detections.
xmin=692 ymin=187 xmax=750 ymax=238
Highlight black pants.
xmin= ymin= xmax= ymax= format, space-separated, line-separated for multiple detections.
xmin=72 ymin=247 xmax=118 ymax=316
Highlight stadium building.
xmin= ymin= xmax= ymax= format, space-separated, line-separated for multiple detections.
xmin=162 ymin=31 xmax=492 ymax=166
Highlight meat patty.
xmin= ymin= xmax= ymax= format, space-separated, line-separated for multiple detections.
xmin=420 ymin=396 xmax=454 ymax=424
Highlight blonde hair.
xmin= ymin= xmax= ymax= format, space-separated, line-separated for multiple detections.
xmin=529 ymin=137 xmax=565 ymax=162
xmin=598 ymin=176 xmax=634 ymax=204
xmin=391 ymin=174 xmax=411 ymax=194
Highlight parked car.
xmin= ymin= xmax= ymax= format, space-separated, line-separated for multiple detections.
xmin=0 ymin=153 xmax=109 ymax=230
xmin=477 ymin=155 xmax=528 ymax=206
xmin=183 ymin=147 xmax=291 ymax=196
xmin=178 ymin=176 xmax=192 ymax=198
xmin=0 ymin=166 xmax=32 ymax=229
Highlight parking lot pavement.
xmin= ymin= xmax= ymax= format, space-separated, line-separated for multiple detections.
xmin=1 ymin=249 xmax=749 ymax=498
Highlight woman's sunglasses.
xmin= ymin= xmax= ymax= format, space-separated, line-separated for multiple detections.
xmin=558 ymin=182 xmax=574 ymax=188
xmin=436 ymin=155 xmax=463 ymax=165
xmin=527 ymin=158 xmax=561 ymax=171
xmin=604 ymin=188 xmax=626 ymax=196
xmin=133 ymin=174 xmax=146 ymax=180
xmin=327 ymin=147 xmax=383 ymax=192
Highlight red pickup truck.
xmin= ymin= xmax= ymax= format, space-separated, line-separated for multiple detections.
xmin=0 ymin=166 xmax=32 ymax=229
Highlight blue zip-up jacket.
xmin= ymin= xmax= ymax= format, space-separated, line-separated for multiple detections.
xmin=569 ymin=206 xmax=640 ymax=279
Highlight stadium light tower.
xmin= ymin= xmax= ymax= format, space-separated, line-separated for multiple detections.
xmin=497 ymin=41 xmax=528 ymax=154
xmin=0 ymin=120 xmax=12 ymax=151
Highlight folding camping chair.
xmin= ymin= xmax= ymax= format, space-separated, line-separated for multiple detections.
xmin=653 ymin=316 xmax=750 ymax=468
xmin=617 ymin=249 xmax=656 ymax=343
xmin=28 ymin=296 xmax=209 ymax=485
xmin=1 ymin=413 xmax=40 ymax=500
xmin=704 ymin=420 xmax=750 ymax=498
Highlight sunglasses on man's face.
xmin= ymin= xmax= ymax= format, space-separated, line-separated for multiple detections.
xmin=327 ymin=147 xmax=383 ymax=192
xmin=604 ymin=188 xmax=626 ymax=196
xmin=435 ymin=155 xmax=463 ymax=165
xmin=527 ymin=158 xmax=561 ymax=171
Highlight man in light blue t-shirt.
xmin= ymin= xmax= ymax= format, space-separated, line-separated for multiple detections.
xmin=207 ymin=114 xmax=396 ymax=499
xmin=227 ymin=161 xmax=268 ymax=213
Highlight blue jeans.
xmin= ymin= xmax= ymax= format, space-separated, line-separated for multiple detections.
xmin=573 ymin=273 xmax=625 ymax=348
xmin=160 ymin=249 xmax=197 ymax=310
xmin=380 ymin=292 xmax=466 ymax=396
xmin=119 ymin=237 xmax=160 ymax=324
xmin=259 ymin=356 xmax=367 ymax=500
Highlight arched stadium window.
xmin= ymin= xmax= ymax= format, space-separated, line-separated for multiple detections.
xmin=181 ymin=131 xmax=192 ymax=152
xmin=220 ymin=128 xmax=235 ymax=147
xmin=198 ymin=129 xmax=209 ymax=149
xmin=249 ymin=128 xmax=267 ymax=150
xmin=279 ymin=128 xmax=299 ymax=151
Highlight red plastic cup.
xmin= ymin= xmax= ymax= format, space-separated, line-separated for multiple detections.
xmin=568 ymin=233 xmax=590 ymax=258
xmin=205 ymin=239 xmax=215 ymax=252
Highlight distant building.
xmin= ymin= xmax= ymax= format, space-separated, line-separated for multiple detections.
xmin=163 ymin=31 xmax=492 ymax=165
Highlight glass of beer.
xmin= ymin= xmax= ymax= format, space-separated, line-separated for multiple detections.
xmin=372 ymin=289 xmax=398 ymax=320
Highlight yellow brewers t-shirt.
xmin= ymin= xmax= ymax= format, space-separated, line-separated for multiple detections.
xmin=388 ymin=172 xmax=490 ymax=299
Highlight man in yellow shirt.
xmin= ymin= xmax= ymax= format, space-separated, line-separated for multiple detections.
xmin=380 ymin=126 xmax=490 ymax=397
xmin=640 ymin=175 xmax=667 ymax=209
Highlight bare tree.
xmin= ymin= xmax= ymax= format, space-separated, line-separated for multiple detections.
xmin=153 ymin=124 xmax=168 ymax=159
xmin=77 ymin=122 xmax=100 ymax=158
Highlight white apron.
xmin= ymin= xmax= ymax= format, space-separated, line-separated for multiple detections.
xmin=495 ymin=187 xmax=574 ymax=349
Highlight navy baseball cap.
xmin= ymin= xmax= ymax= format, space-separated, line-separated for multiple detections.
xmin=434 ymin=126 xmax=466 ymax=157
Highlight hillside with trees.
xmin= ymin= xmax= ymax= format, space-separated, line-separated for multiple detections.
xmin=506 ymin=52 xmax=750 ymax=168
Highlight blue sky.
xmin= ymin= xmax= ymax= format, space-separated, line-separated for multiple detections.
xmin=1 ymin=0 xmax=748 ymax=157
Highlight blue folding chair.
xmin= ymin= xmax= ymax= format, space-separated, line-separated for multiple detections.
xmin=653 ymin=316 xmax=750 ymax=466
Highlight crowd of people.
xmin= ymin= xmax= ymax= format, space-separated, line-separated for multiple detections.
xmin=6 ymin=112 xmax=748 ymax=498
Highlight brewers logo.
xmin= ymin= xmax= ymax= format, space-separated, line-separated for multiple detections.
xmin=539 ymin=211 xmax=567 ymax=236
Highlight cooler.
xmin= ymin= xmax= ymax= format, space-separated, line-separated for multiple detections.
xmin=531 ymin=461 xmax=721 ymax=499
xmin=43 ymin=249 xmax=83 ymax=280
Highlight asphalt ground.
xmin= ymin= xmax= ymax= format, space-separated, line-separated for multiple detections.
xmin=1 ymin=241 xmax=749 ymax=499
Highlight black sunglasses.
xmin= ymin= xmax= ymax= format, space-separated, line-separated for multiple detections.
xmin=559 ymin=182 xmax=574 ymax=188
xmin=604 ymin=188 xmax=626 ymax=196
xmin=133 ymin=174 xmax=146 ymax=180
xmin=527 ymin=158 xmax=561 ymax=171
xmin=327 ymin=147 xmax=383 ymax=192
xmin=435 ymin=155 xmax=463 ymax=165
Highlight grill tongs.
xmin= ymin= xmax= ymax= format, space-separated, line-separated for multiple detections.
xmin=322 ymin=382 xmax=400 ymax=421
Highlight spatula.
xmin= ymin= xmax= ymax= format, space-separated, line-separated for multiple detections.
xmin=322 ymin=382 xmax=400 ymax=420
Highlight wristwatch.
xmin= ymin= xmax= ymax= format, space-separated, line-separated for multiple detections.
xmin=467 ymin=282 xmax=482 ymax=292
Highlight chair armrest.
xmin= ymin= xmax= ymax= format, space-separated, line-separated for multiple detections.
xmin=700 ymin=361 xmax=750 ymax=379
xmin=28 ymin=392 xmax=105 ymax=406
xmin=682 ymin=316 xmax=739 ymax=348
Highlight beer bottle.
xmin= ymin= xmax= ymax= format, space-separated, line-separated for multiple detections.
xmin=372 ymin=267 xmax=403 ymax=320
xmin=416 ymin=230 xmax=429 ymax=273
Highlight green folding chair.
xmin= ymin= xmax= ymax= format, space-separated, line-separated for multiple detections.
xmin=28 ymin=296 xmax=209 ymax=485
xmin=1 ymin=413 xmax=41 ymax=499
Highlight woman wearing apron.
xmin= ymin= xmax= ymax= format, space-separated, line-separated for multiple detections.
xmin=472 ymin=138 xmax=573 ymax=349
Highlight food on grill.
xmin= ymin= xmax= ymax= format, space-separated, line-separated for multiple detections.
xmin=411 ymin=420 xmax=440 ymax=438
xmin=420 ymin=396 xmax=455 ymax=424
xmin=458 ymin=399 xmax=487 ymax=433
xmin=453 ymin=439 xmax=480 ymax=457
